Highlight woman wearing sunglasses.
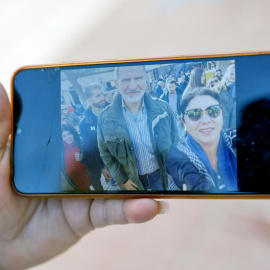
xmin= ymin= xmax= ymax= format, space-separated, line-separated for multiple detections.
xmin=167 ymin=87 xmax=237 ymax=191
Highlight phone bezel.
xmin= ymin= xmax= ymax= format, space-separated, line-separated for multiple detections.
xmin=10 ymin=51 xmax=270 ymax=199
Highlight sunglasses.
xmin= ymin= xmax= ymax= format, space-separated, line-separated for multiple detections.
xmin=184 ymin=105 xmax=222 ymax=121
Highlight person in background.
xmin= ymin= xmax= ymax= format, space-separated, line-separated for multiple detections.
xmin=61 ymin=124 xmax=92 ymax=191
xmin=184 ymin=67 xmax=206 ymax=93
xmin=160 ymin=79 xmax=182 ymax=116
xmin=80 ymin=83 xmax=113 ymax=191
xmin=215 ymin=68 xmax=223 ymax=79
xmin=155 ymin=79 xmax=165 ymax=98
xmin=61 ymin=104 xmax=80 ymax=132
xmin=178 ymin=75 xmax=188 ymax=94
xmin=209 ymin=74 xmax=221 ymax=90
xmin=214 ymin=64 xmax=236 ymax=129
xmin=98 ymin=77 xmax=108 ymax=91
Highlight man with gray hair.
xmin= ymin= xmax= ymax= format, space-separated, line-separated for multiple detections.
xmin=97 ymin=65 xmax=179 ymax=191
xmin=79 ymin=83 xmax=112 ymax=191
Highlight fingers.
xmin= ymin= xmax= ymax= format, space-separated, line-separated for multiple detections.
xmin=104 ymin=172 xmax=112 ymax=180
xmin=0 ymin=83 xmax=11 ymax=155
xmin=124 ymin=180 xmax=138 ymax=190
xmin=131 ymin=181 xmax=137 ymax=188
xmin=101 ymin=169 xmax=112 ymax=180
xmin=90 ymin=199 xmax=169 ymax=228
xmin=74 ymin=152 xmax=82 ymax=161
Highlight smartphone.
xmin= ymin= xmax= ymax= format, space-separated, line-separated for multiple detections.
xmin=11 ymin=52 xmax=270 ymax=198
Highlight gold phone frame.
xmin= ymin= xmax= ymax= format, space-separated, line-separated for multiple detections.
xmin=10 ymin=50 xmax=270 ymax=199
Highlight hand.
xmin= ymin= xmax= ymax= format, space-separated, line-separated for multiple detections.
xmin=0 ymin=84 xmax=169 ymax=270
xmin=74 ymin=152 xmax=82 ymax=161
xmin=101 ymin=168 xmax=112 ymax=180
xmin=124 ymin=179 xmax=138 ymax=190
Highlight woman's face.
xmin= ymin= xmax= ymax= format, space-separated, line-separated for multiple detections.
xmin=184 ymin=95 xmax=223 ymax=149
xmin=62 ymin=131 xmax=74 ymax=145
xmin=201 ymin=72 xmax=206 ymax=85
xmin=229 ymin=66 xmax=235 ymax=83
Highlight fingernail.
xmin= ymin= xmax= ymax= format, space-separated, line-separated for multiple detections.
xmin=157 ymin=201 xmax=170 ymax=214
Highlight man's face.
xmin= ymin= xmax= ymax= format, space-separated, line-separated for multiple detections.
xmin=61 ymin=105 xmax=68 ymax=116
xmin=115 ymin=66 xmax=146 ymax=104
xmin=88 ymin=88 xmax=105 ymax=108
xmin=168 ymin=83 xmax=176 ymax=94
xmin=212 ymin=76 xmax=219 ymax=86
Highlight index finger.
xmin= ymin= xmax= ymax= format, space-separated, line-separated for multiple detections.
xmin=131 ymin=182 xmax=138 ymax=188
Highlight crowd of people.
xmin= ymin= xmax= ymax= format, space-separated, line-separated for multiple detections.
xmin=61 ymin=61 xmax=237 ymax=192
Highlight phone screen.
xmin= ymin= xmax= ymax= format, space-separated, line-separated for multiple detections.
xmin=12 ymin=53 xmax=270 ymax=196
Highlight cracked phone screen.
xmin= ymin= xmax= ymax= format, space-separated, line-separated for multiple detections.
xmin=12 ymin=54 xmax=270 ymax=195
xmin=13 ymin=68 xmax=62 ymax=193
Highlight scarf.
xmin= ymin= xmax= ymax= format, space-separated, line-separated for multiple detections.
xmin=187 ymin=131 xmax=237 ymax=191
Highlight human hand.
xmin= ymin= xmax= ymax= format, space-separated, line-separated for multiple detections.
xmin=0 ymin=84 xmax=168 ymax=270
xmin=74 ymin=152 xmax=82 ymax=161
xmin=101 ymin=168 xmax=112 ymax=180
xmin=124 ymin=179 xmax=138 ymax=190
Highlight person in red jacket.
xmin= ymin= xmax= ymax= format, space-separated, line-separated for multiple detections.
xmin=62 ymin=123 xmax=92 ymax=191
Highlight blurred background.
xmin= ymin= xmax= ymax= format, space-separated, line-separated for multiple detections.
xmin=2 ymin=0 xmax=270 ymax=269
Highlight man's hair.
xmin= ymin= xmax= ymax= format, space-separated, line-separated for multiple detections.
xmin=158 ymin=78 xmax=164 ymax=82
xmin=84 ymin=83 xmax=103 ymax=99
xmin=115 ymin=65 xmax=146 ymax=80
xmin=169 ymin=79 xmax=177 ymax=85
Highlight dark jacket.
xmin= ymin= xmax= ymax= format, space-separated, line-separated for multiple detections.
xmin=97 ymin=93 xmax=179 ymax=190
xmin=160 ymin=91 xmax=182 ymax=115
xmin=79 ymin=107 xmax=104 ymax=190
xmin=219 ymin=83 xmax=236 ymax=129
xmin=167 ymin=147 xmax=215 ymax=191
xmin=179 ymin=81 xmax=187 ymax=94
xmin=167 ymin=130 xmax=237 ymax=191
xmin=155 ymin=85 xmax=163 ymax=98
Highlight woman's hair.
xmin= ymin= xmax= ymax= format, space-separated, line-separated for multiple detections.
xmin=184 ymin=68 xmax=205 ymax=94
xmin=61 ymin=124 xmax=82 ymax=149
xmin=214 ymin=64 xmax=235 ymax=93
xmin=180 ymin=87 xmax=220 ymax=119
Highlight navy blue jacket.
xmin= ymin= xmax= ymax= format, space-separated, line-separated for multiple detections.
xmin=167 ymin=146 xmax=216 ymax=191
xmin=155 ymin=85 xmax=163 ymax=98
xmin=160 ymin=91 xmax=182 ymax=115
xmin=80 ymin=108 xmax=104 ymax=190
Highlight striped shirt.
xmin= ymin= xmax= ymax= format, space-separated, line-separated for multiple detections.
xmin=122 ymin=100 xmax=159 ymax=175
xmin=168 ymin=92 xmax=178 ymax=115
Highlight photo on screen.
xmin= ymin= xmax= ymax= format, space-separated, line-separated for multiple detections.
xmin=60 ymin=59 xmax=236 ymax=193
